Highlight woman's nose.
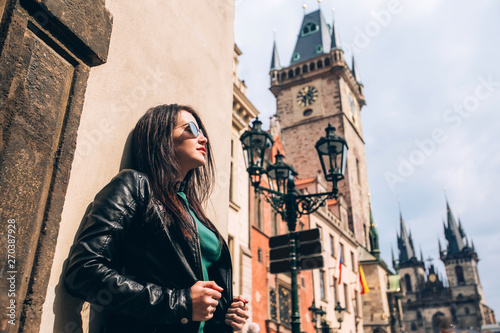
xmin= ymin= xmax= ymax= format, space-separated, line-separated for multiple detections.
xmin=198 ymin=134 xmax=208 ymax=144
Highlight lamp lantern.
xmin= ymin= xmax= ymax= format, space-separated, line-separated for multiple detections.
xmin=334 ymin=301 xmax=346 ymax=327
xmin=315 ymin=124 xmax=348 ymax=184
xmin=267 ymin=150 xmax=296 ymax=194
xmin=240 ymin=118 xmax=274 ymax=185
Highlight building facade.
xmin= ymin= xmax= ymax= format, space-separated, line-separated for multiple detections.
xmin=396 ymin=202 xmax=496 ymax=333
xmin=230 ymin=43 xmax=259 ymax=333
xmin=0 ymin=1 xmax=235 ymax=332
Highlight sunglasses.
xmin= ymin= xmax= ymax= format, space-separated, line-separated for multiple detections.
xmin=175 ymin=121 xmax=205 ymax=138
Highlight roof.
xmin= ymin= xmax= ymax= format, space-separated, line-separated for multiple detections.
xmin=290 ymin=9 xmax=331 ymax=65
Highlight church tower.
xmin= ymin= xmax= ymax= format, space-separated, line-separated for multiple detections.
xmin=440 ymin=201 xmax=491 ymax=329
xmin=396 ymin=211 xmax=426 ymax=296
xmin=270 ymin=8 xmax=369 ymax=246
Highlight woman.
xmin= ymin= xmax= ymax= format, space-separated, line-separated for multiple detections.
xmin=64 ymin=104 xmax=249 ymax=332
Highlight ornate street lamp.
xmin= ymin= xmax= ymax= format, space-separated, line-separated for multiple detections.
xmin=240 ymin=117 xmax=274 ymax=186
xmin=266 ymin=150 xmax=296 ymax=194
xmin=240 ymin=119 xmax=348 ymax=333
xmin=334 ymin=301 xmax=346 ymax=329
xmin=309 ymin=301 xmax=326 ymax=333
xmin=315 ymin=124 xmax=347 ymax=195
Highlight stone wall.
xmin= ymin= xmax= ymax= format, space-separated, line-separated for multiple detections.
xmin=0 ymin=1 xmax=235 ymax=331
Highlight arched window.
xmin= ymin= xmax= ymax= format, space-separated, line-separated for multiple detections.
xmin=288 ymin=69 xmax=294 ymax=78
xmin=302 ymin=22 xmax=319 ymax=36
xmin=404 ymin=274 xmax=412 ymax=292
xmin=317 ymin=60 xmax=323 ymax=69
xmin=281 ymin=72 xmax=287 ymax=81
xmin=455 ymin=266 xmax=465 ymax=284
xmin=295 ymin=67 xmax=300 ymax=76
xmin=302 ymin=65 xmax=308 ymax=73
xmin=309 ymin=62 xmax=315 ymax=71
xmin=465 ymin=307 xmax=470 ymax=315
xmin=325 ymin=58 xmax=331 ymax=66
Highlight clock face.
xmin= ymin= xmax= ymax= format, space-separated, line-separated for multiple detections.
xmin=429 ymin=274 xmax=437 ymax=283
xmin=296 ymin=85 xmax=319 ymax=107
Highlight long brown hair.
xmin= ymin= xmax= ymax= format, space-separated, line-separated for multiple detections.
xmin=132 ymin=104 xmax=220 ymax=241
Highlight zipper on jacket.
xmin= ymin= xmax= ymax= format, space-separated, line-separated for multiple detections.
xmin=179 ymin=196 xmax=204 ymax=333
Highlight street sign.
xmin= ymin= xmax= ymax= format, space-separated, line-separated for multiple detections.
xmin=270 ymin=246 xmax=290 ymax=261
xmin=297 ymin=228 xmax=321 ymax=242
xmin=299 ymin=255 xmax=324 ymax=271
xmin=269 ymin=233 xmax=289 ymax=248
xmin=270 ymin=259 xmax=291 ymax=274
xmin=268 ymin=228 xmax=324 ymax=274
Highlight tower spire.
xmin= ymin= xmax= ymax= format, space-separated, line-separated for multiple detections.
xmin=444 ymin=199 xmax=465 ymax=255
xmin=330 ymin=8 xmax=342 ymax=50
xmin=397 ymin=208 xmax=415 ymax=264
xmin=351 ymin=46 xmax=363 ymax=86
xmin=270 ymin=29 xmax=281 ymax=71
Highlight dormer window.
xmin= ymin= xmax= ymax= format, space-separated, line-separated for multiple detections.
xmin=301 ymin=22 xmax=319 ymax=36
xmin=292 ymin=53 xmax=300 ymax=61
xmin=315 ymin=45 xmax=323 ymax=54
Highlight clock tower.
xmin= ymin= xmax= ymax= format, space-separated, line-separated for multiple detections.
xmin=270 ymin=8 xmax=370 ymax=246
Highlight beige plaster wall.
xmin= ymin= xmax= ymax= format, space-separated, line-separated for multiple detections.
xmin=39 ymin=0 xmax=234 ymax=331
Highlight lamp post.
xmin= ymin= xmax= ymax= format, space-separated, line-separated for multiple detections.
xmin=241 ymin=118 xmax=348 ymax=333
xmin=309 ymin=300 xmax=326 ymax=333
xmin=334 ymin=301 xmax=346 ymax=329
xmin=309 ymin=300 xmax=346 ymax=333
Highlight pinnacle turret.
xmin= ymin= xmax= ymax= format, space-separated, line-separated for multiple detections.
xmin=330 ymin=9 xmax=342 ymax=50
xmin=444 ymin=200 xmax=465 ymax=255
xmin=397 ymin=210 xmax=416 ymax=264
xmin=351 ymin=53 xmax=363 ymax=86
xmin=270 ymin=33 xmax=281 ymax=71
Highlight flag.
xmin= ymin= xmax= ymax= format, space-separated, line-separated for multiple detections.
xmin=338 ymin=250 xmax=343 ymax=285
xmin=359 ymin=265 xmax=370 ymax=294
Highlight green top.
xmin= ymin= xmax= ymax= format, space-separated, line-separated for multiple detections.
xmin=177 ymin=192 xmax=221 ymax=333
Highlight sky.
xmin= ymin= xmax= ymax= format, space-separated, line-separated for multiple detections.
xmin=234 ymin=0 xmax=500 ymax=318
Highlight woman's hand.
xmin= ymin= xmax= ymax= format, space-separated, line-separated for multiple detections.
xmin=225 ymin=295 xmax=250 ymax=331
xmin=191 ymin=281 xmax=223 ymax=322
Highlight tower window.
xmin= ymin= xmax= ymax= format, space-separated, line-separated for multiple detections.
xmin=281 ymin=72 xmax=287 ymax=81
xmin=465 ymin=307 xmax=470 ymax=315
xmin=301 ymin=22 xmax=319 ymax=36
xmin=315 ymin=45 xmax=323 ymax=54
xmin=455 ymin=266 xmax=465 ymax=284
xmin=303 ymin=109 xmax=313 ymax=117
xmin=404 ymin=274 xmax=412 ymax=292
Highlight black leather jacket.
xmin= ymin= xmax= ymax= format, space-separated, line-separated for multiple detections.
xmin=64 ymin=169 xmax=233 ymax=333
